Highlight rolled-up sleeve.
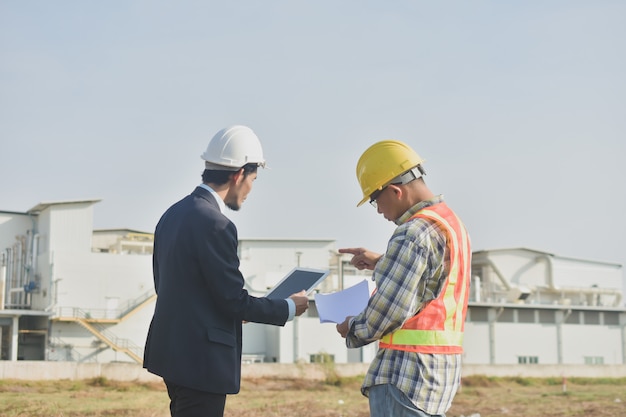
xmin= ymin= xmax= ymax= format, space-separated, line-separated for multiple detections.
xmin=346 ymin=219 xmax=446 ymax=348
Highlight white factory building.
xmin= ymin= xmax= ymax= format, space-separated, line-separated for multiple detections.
xmin=1 ymin=199 xmax=625 ymax=366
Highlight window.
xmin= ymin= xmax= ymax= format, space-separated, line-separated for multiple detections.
xmin=307 ymin=303 xmax=319 ymax=318
xmin=310 ymin=353 xmax=334 ymax=363
xmin=517 ymin=309 xmax=535 ymax=323
xmin=468 ymin=307 xmax=489 ymax=322
xmin=583 ymin=311 xmax=600 ymax=325
xmin=584 ymin=356 xmax=604 ymax=365
xmin=518 ymin=356 xmax=539 ymax=364
xmin=565 ymin=311 xmax=581 ymax=324
xmin=538 ymin=310 xmax=555 ymax=324
xmin=498 ymin=309 xmax=514 ymax=322
xmin=604 ymin=312 xmax=619 ymax=326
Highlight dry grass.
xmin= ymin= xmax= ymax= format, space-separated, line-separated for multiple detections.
xmin=0 ymin=376 xmax=624 ymax=416
xmin=450 ymin=376 xmax=626 ymax=417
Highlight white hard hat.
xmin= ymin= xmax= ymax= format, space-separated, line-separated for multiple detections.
xmin=201 ymin=125 xmax=266 ymax=170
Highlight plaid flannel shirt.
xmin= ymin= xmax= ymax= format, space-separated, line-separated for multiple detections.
xmin=346 ymin=195 xmax=464 ymax=415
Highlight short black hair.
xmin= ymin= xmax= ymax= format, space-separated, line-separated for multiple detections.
xmin=201 ymin=163 xmax=259 ymax=185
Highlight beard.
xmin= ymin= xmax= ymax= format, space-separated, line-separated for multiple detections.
xmin=226 ymin=201 xmax=241 ymax=211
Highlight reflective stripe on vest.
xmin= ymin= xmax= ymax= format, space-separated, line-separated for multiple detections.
xmin=379 ymin=202 xmax=471 ymax=354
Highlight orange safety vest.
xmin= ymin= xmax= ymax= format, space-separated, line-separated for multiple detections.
xmin=379 ymin=202 xmax=471 ymax=354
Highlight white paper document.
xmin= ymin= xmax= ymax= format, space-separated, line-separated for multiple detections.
xmin=314 ymin=280 xmax=370 ymax=324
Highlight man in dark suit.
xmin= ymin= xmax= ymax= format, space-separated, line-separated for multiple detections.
xmin=144 ymin=125 xmax=309 ymax=417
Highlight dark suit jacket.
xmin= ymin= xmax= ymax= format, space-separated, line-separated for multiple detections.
xmin=143 ymin=186 xmax=289 ymax=394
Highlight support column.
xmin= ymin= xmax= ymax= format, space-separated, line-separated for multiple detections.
xmin=555 ymin=309 xmax=571 ymax=365
xmin=11 ymin=315 xmax=19 ymax=361
xmin=487 ymin=307 xmax=503 ymax=365
xmin=293 ymin=316 xmax=299 ymax=363
xmin=619 ymin=313 xmax=626 ymax=365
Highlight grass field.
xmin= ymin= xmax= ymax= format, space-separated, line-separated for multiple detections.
xmin=1 ymin=375 xmax=625 ymax=416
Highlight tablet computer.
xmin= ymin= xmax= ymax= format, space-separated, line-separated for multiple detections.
xmin=264 ymin=267 xmax=330 ymax=300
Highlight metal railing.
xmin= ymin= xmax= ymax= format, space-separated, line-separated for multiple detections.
xmin=53 ymin=291 xmax=155 ymax=364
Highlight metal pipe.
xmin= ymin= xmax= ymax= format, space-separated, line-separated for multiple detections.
xmin=535 ymin=255 xmax=622 ymax=306
xmin=31 ymin=233 xmax=39 ymax=278
xmin=0 ymin=252 xmax=5 ymax=310
xmin=14 ymin=239 xmax=22 ymax=306
xmin=473 ymin=258 xmax=512 ymax=290
xmin=6 ymin=247 xmax=13 ymax=307
xmin=28 ymin=213 xmax=39 ymax=280
xmin=45 ymin=252 xmax=56 ymax=312
xmin=535 ymin=255 xmax=555 ymax=290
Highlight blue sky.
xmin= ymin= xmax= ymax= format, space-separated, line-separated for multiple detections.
xmin=1 ymin=1 xmax=625 ymax=284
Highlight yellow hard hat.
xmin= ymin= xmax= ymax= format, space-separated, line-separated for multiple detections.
xmin=356 ymin=140 xmax=425 ymax=207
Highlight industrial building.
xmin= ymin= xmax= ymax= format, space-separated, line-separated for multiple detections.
xmin=1 ymin=199 xmax=625 ymax=366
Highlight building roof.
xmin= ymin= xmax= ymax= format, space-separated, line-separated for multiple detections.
xmin=28 ymin=199 xmax=102 ymax=214
xmin=93 ymin=228 xmax=153 ymax=235
xmin=0 ymin=209 xmax=28 ymax=216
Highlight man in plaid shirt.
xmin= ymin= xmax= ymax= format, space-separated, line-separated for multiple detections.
xmin=337 ymin=140 xmax=471 ymax=417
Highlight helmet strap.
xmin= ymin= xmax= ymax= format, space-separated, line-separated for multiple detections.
xmin=390 ymin=166 xmax=423 ymax=186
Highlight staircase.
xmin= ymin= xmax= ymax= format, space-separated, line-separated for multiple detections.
xmin=53 ymin=290 xmax=156 ymax=364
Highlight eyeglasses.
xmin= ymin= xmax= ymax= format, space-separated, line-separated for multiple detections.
xmin=368 ymin=167 xmax=424 ymax=209
xmin=369 ymin=187 xmax=387 ymax=208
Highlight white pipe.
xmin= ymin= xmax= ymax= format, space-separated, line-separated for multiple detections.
xmin=6 ymin=248 xmax=13 ymax=307
xmin=4 ymin=248 xmax=15 ymax=308
xmin=26 ymin=215 xmax=39 ymax=287
xmin=535 ymin=255 xmax=555 ymax=289
xmin=32 ymin=233 xmax=39 ymax=277
xmin=15 ymin=239 xmax=23 ymax=306
xmin=535 ymin=255 xmax=622 ymax=306
xmin=0 ymin=263 xmax=5 ymax=310
xmin=14 ymin=239 xmax=22 ymax=291
xmin=473 ymin=276 xmax=481 ymax=302
xmin=45 ymin=252 xmax=57 ymax=312
xmin=473 ymin=258 xmax=512 ymax=290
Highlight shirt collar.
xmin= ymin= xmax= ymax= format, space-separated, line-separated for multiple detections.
xmin=199 ymin=183 xmax=226 ymax=213
xmin=395 ymin=194 xmax=445 ymax=225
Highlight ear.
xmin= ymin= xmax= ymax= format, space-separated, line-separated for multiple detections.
xmin=230 ymin=168 xmax=245 ymax=184
xmin=388 ymin=184 xmax=403 ymax=200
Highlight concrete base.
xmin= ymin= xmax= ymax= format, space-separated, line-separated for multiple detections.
xmin=1 ymin=361 xmax=625 ymax=381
